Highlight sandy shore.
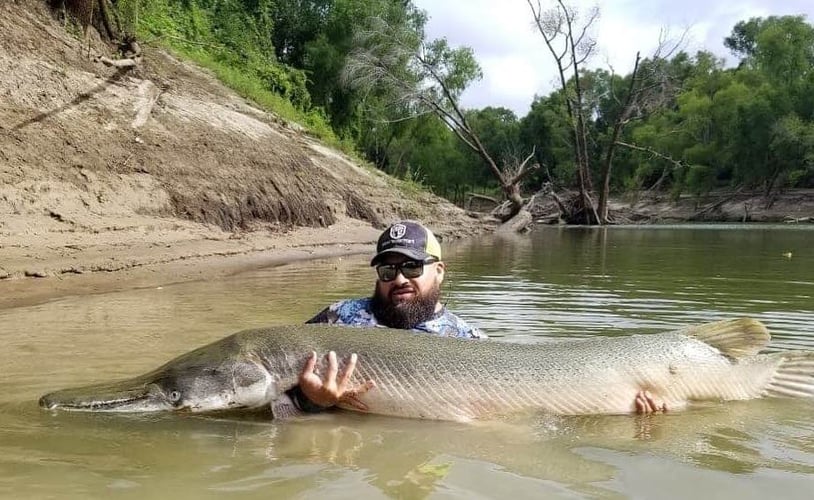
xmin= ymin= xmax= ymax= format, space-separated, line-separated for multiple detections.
xmin=0 ymin=2 xmax=494 ymax=310
xmin=4 ymin=3 xmax=810 ymax=311
xmin=0 ymin=218 xmax=383 ymax=310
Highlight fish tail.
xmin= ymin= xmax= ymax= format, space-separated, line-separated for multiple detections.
xmin=764 ymin=351 xmax=814 ymax=399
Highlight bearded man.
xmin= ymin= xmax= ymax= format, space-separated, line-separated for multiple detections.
xmin=287 ymin=220 xmax=482 ymax=412
xmin=285 ymin=220 xmax=665 ymax=415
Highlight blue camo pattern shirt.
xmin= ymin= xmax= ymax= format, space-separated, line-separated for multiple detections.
xmin=307 ymin=297 xmax=485 ymax=339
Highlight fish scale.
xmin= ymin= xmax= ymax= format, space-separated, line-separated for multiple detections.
xmin=39 ymin=319 xmax=814 ymax=421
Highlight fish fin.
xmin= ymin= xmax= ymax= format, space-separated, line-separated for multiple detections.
xmin=270 ymin=392 xmax=306 ymax=420
xmin=763 ymin=351 xmax=814 ymax=399
xmin=678 ymin=317 xmax=769 ymax=359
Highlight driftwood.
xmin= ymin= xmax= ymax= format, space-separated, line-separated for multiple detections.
xmin=97 ymin=39 xmax=141 ymax=68
xmin=687 ymin=188 xmax=743 ymax=221
xmin=465 ymin=193 xmax=499 ymax=211
xmin=57 ymin=0 xmax=142 ymax=68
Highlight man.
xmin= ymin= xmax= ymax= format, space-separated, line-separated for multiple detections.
xmin=286 ymin=220 xmax=666 ymax=415
xmin=288 ymin=220 xmax=482 ymax=412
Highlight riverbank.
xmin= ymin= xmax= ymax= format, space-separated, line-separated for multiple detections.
xmin=0 ymin=218 xmax=376 ymax=310
xmin=0 ymin=1 xmax=493 ymax=309
xmin=2 ymin=2 xmax=811 ymax=311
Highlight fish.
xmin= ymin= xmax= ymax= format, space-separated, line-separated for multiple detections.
xmin=38 ymin=318 xmax=814 ymax=421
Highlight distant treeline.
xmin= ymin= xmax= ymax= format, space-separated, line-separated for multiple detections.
xmin=120 ymin=1 xmax=814 ymax=204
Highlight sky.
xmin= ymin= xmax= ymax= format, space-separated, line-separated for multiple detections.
xmin=411 ymin=0 xmax=814 ymax=117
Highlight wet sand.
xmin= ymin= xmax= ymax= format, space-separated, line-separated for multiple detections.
xmin=0 ymin=218 xmax=380 ymax=310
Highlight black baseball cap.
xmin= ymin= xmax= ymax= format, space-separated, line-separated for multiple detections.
xmin=370 ymin=221 xmax=442 ymax=266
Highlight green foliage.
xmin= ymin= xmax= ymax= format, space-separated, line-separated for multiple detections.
xmin=463 ymin=107 xmax=521 ymax=184
xmin=625 ymin=17 xmax=814 ymax=196
xmin=130 ymin=0 xmax=338 ymax=144
xmin=520 ymin=94 xmax=574 ymax=186
xmin=685 ymin=164 xmax=716 ymax=195
xmin=255 ymin=64 xmax=311 ymax=110
xmin=726 ymin=16 xmax=814 ymax=82
xmin=103 ymin=2 xmax=814 ymax=204
xmin=770 ymin=114 xmax=814 ymax=187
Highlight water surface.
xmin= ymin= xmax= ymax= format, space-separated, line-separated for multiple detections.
xmin=1 ymin=225 xmax=812 ymax=499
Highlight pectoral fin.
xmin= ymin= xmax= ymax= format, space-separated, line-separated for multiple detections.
xmin=270 ymin=392 xmax=306 ymax=420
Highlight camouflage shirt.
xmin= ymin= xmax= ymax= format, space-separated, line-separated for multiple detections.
xmin=306 ymin=297 xmax=485 ymax=339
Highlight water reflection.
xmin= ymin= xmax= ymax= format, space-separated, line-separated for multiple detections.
xmin=3 ymin=398 xmax=811 ymax=498
xmin=0 ymin=224 xmax=813 ymax=498
xmin=447 ymin=225 xmax=814 ymax=350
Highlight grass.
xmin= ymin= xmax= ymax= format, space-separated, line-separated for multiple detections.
xmin=121 ymin=0 xmax=356 ymax=153
xmin=153 ymin=42 xmax=350 ymax=150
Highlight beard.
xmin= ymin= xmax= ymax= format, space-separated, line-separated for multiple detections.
xmin=370 ymin=281 xmax=441 ymax=329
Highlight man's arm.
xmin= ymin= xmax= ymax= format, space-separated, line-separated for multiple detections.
xmin=291 ymin=303 xmax=372 ymax=413
xmin=289 ymin=307 xmax=333 ymax=412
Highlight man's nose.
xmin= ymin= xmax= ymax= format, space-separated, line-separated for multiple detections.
xmin=391 ymin=270 xmax=410 ymax=284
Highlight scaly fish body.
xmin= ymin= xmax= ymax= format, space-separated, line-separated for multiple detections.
xmin=39 ymin=319 xmax=814 ymax=421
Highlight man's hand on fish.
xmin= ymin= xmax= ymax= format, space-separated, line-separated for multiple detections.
xmin=299 ymin=351 xmax=376 ymax=411
xmin=635 ymin=390 xmax=668 ymax=414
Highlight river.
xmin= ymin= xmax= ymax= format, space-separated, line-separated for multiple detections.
xmin=1 ymin=224 xmax=812 ymax=499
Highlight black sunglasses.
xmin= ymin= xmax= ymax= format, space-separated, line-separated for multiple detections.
xmin=376 ymin=259 xmax=437 ymax=282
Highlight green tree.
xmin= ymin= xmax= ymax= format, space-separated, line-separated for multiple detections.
xmin=344 ymin=16 xmax=537 ymax=220
xmin=519 ymin=94 xmax=570 ymax=186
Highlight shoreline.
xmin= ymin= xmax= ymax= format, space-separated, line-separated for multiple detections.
xmin=2 ymin=4 xmax=810 ymax=312
xmin=6 ymin=217 xmax=812 ymax=312
xmin=0 ymin=218 xmax=381 ymax=310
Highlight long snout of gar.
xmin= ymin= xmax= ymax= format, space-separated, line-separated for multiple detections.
xmin=39 ymin=318 xmax=814 ymax=420
xmin=39 ymin=379 xmax=174 ymax=412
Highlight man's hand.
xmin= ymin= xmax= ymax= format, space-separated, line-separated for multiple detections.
xmin=635 ymin=390 xmax=668 ymax=415
xmin=298 ymin=351 xmax=376 ymax=411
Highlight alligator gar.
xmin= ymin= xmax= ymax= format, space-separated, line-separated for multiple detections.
xmin=38 ymin=318 xmax=814 ymax=421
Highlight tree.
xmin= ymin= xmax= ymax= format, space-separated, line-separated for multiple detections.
xmin=520 ymin=93 xmax=573 ymax=187
xmin=343 ymin=16 xmax=537 ymax=221
xmin=527 ymin=0 xmax=599 ymax=224
xmin=596 ymin=33 xmax=686 ymax=222
xmin=725 ymin=15 xmax=814 ymax=84
xmin=527 ymin=0 xmax=691 ymax=223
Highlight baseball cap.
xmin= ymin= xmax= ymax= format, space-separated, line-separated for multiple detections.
xmin=370 ymin=221 xmax=442 ymax=266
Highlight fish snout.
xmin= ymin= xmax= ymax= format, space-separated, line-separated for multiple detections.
xmin=38 ymin=381 xmax=173 ymax=412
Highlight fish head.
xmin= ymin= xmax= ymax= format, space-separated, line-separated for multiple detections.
xmin=39 ymin=351 xmax=275 ymax=413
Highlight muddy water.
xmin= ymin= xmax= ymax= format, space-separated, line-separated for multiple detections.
xmin=1 ymin=225 xmax=812 ymax=499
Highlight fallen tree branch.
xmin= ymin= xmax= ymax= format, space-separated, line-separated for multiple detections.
xmin=96 ymin=39 xmax=142 ymax=68
xmin=688 ymin=188 xmax=743 ymax=221
xmin=97 ymin=55 xmax=141 ymax=67
xmin=465 ymin=193 xmax=499 ymax=211
xmin=616 ymin=140 xmax=685 ymax=193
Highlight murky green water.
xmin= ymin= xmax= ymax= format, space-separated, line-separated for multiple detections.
xmin=1 ymin=225 xmax=812 ymax=499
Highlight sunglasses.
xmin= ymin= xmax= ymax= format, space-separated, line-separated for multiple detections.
xmin=375 ymin=259 xmax=437 ymax=282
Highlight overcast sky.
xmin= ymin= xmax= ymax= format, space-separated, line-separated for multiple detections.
xmin=411 ymin=0 xmax=814 ymax=117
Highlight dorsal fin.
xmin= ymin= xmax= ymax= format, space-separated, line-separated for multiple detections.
xmin=674 ymin=318 xmax=770 ymax=358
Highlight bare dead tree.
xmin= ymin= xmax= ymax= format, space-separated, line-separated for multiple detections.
xmin=528 ymin=1 xmax=691 ymax=224
xmin=343 ymin=17 xmax=537 ymax=221
xmin=596 ymin=29 xmax=687 ymax=222
xmin=527 ymin=0 xmax=599 ymax=224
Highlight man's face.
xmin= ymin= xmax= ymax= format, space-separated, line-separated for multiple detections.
xmin=370 ymin=254 xmax=445 ymax=328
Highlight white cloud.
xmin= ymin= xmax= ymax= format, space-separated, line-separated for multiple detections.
xmin=412 ymin=0 xmax=814 ymax=116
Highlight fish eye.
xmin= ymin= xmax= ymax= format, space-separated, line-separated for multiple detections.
xmin=168 ymin=390 xmax=182 ymax=403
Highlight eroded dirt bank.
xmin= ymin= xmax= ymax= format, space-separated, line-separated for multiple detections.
xmin=3 ymin=2 xmax=810 ymax=310
xmin=0 ymin=1 xmax=492 ymax=308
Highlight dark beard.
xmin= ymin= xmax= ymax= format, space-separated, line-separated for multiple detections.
xmin=370 ymin=284 xmax=441 ymax=329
